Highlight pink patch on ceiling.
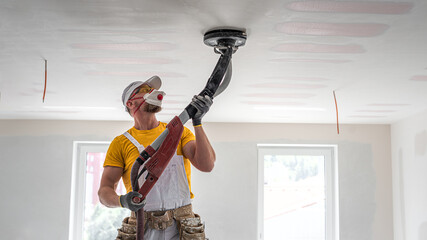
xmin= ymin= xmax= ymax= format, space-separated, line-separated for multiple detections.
xmin=276 ymin=22 xmax=388 ymax=37
xmin=241 ymin=101 xmax=306 ymax=106
xmin=72 ymin=43 xmax=175 ymax=51
xmin=248 ymin=83 xmax=327 ymax=89
xmin=286 ymin=1 xmax=413 ymax=14
xmin=410 ymin=75 xmax=427 ymax=81
xmin=270 ymin=58 xmax=351 ymax=64
xmin=356 ymin=110 xmax=396 ymax=113
xmin=348 ymin=115 xmax=386 ymax=118
xmin=79 ymin=58 xmax=174 ymax=64
xmin=267 ymin=77 xmax=330 ymax=82
xmin=367 ymin=103 xmax=410 ymax=107
xmin=272 ymin=43 xmax=365 ymax=53
xmin=87 ymin=71 xmax=186 ymax=78
xmin=242 ymin=93 xmax=315 ymax=98
xmin=59 ymin=29 xmax=178 ymax=34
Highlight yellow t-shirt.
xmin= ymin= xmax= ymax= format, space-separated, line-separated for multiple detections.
xmin=103 ymin=122 xmax=196 ymax=198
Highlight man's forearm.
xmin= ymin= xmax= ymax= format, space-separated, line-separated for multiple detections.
xmin=193 ymin=126 xmax=216 ymax=172
xmin=98 ymin=186 xmax=121 ymax=208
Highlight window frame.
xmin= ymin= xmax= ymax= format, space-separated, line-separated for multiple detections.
xmin=257 ymin=144 xmax=339 ymax=240
xmin=69 ymin=141 xmax=110 ymax=240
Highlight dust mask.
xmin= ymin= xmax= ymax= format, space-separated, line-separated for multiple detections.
xmin=143 ymin=90 xmax=165 ymax=107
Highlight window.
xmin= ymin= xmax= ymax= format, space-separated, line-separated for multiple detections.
xmin=257 ymin=144 xmax=339 ymax=240
xmin=69 ymin=142 xmax=128 ymax=240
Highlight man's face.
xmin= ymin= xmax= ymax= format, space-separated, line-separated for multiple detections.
xmin=128 ymin=84 xmax=161 ymax=114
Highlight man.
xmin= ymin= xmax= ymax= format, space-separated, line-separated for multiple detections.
xmin=98 ymin=75 xmax=215 ymax=240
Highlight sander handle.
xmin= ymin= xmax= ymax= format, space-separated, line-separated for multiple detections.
xmin=185 ymin=46 xmax=233 ymax=119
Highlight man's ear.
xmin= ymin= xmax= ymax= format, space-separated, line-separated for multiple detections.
xmin=126 ymin=100 xmax=133 ymax=109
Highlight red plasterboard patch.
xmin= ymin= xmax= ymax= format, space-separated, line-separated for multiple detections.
xmin=248 ymin=83 xmax=327 ymax=89
xmin=272 ymin=43 xmax=365 ymax=53
xmin=87 ymin=71 xmax=186 ymax=78
xmin=71 ymin=43 xmax=175 ymax=51
xmin=242 ymin=93 xmax=315 ymax=98
xmin=367 ymin=103 xmax=410 ymax=107
xmin=79 ymin=58 xmax=174 ymax=64
xmin=276 ymin=22 xmax=388 ymax=37
xmin=241 ymin=101 xmax=306 ymax=106
xmin=286 ymin=1 xmax=413 ymax=14
xmin=410 ymin=75 xmax=427 ymax=81
xmin=266 ymin=76 xmax=330 ymax=82
xmin=270 ymin=58 xmax=351 ymax=64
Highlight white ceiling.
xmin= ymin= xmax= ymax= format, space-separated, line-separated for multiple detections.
xmin=1 ymin=0 xmax=427 ymax=124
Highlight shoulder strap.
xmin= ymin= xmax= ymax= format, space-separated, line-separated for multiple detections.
xmin=123 ymin=131 xmax=145 ymax=153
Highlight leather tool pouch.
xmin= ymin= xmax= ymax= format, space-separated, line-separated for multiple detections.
xmin=116 ymin=216 xmax=137 ymax=240
xmin=147 ymin=210 xmax=174 ymax=230
xmin=178 ymin=214 xmax=206 ymax=240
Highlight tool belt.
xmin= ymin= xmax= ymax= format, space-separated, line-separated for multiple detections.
xmin=145 ymin=203 xmax=194 ymax=230
xmin=116 ymin=204 xmax=206 ymax=240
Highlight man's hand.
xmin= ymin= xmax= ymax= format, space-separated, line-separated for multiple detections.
xmin=190 ymin=95 xmax=213 ymax=126
xmin=119 ymin=191 xmax=146 ymax=212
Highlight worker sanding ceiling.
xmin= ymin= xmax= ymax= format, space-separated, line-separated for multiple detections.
xmin=0 ymin=0 xmax=426 ymax=124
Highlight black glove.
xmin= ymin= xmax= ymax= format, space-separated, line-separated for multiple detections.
xmin=119 ymin=191 xmax=145 ymax=212
xmin=190 ymin=95 xmax=213 ymax=126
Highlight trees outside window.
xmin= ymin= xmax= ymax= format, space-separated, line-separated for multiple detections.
xmin=257 ymin=145 xmax=339 ymax=240
xmin=70 ymin=142 xmax=128 ymax=240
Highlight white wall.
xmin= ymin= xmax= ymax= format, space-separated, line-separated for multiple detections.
xmin=0 ymin=120 xmax=392 ymax=240
xmin=391 ymin=110 xmax=427 ymax=240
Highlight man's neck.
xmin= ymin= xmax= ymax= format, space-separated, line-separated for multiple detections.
xmin=133 ymin=112 xmax=159 ymax=130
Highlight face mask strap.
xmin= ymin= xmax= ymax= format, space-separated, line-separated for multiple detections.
xmin=128 ymin=94 xmax=147 ymax=115
xmin=133 ymin=99 xmax=145 ymax=115
xmin=129 ymin=96 xmax=145 ymax=101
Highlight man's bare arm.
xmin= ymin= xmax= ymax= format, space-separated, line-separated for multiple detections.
xmin=183 ymin=126 xmax=216 ymax=172
xmin=98 ymin=166 xmax=123 ymax=208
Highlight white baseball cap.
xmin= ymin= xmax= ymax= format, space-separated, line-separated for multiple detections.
xmin=121 ymin=76 xmax=162 ymax=109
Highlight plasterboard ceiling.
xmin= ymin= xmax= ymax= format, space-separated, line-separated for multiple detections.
xmin=1 ymin=0 xmax=427 ymax=124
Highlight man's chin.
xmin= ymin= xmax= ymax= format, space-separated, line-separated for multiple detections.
xmin=143 ymin=103 xmax=162 ymax=113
